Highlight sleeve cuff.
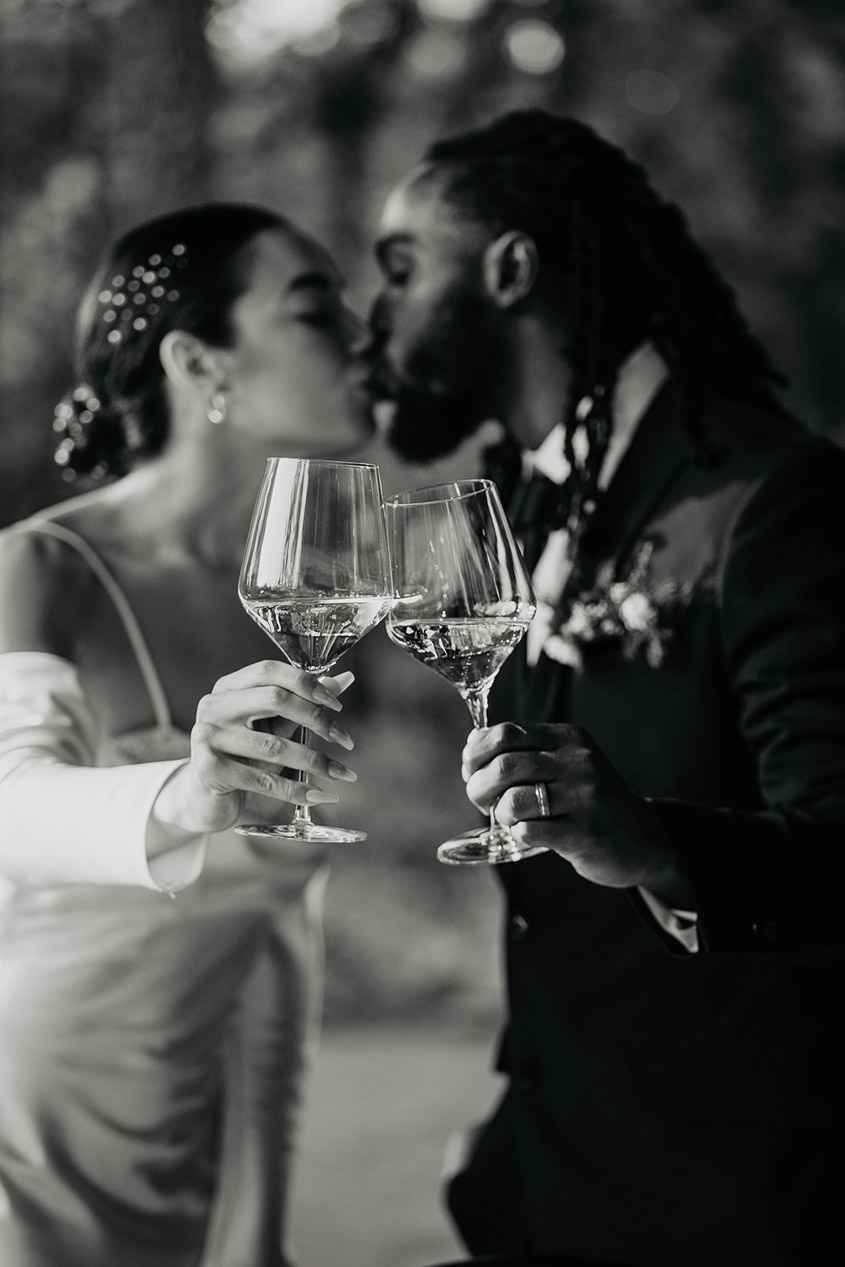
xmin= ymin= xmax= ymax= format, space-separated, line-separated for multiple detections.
xmin=144 ymin=762 xmax=209 ymax=893
xmin=0 ymin=754 xmax=209 ymax=890
xmin=636 ymin=886 xmax=699 ymax=953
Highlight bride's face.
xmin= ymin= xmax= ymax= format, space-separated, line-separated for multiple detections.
xmin=223 ymin=227 xmax=374 ymax=455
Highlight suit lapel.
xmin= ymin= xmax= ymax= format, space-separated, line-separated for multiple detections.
xmin=573 ymin=379 xmax=694 ymax=584
xmin=521 ymin=379 xmax=694 ymax=721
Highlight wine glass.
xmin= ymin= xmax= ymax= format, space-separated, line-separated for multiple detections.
xmin=238 ymin=457 xmax=391 ymax=842
xmin=385 ymin=478 xmax=545 ymax=866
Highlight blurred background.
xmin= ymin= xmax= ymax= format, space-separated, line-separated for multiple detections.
xmin=2 ymin=1 xmax=845 ymax=1263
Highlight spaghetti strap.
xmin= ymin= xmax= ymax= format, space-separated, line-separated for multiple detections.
xmin=18 ymin=518 xmax=172 ymax=729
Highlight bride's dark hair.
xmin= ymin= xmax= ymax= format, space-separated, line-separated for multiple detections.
xmin=53 ymin=202 xmax=284 ymax=481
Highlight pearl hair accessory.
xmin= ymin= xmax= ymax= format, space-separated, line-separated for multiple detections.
xmin=98 ymin=243 xmax=189 ymax=345
xmin=53 ymin=386 xmax=101 ymax=470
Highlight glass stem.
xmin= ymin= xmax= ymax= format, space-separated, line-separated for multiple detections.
xmin=463 ymin=685 xmax=497 ymax=835
xmin=291 ymin=724 xmax=313 ymax=829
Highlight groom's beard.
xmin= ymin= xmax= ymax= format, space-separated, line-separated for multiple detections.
xmin=373 ymin=287 xmax=505 ymax=464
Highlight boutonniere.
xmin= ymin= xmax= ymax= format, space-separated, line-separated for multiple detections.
xmin=543 ymin=540 xmax=693 ymax=669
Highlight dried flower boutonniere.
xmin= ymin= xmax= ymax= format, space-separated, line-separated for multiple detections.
xmin=543 ymin=540 xmax=693 ymax=669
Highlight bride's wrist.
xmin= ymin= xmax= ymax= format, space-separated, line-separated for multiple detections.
xmin=150 ymin=763 xmax=239 ymax=849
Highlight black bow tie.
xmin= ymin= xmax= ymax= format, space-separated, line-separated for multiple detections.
xmin=482 ymin=437 xmax=576 ymax=538
xmin=510 ymin=470 xmax=570 ymax=535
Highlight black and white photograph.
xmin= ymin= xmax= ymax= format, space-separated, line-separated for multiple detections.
xmin=1 ymin=2 xmax=844 ymax=1265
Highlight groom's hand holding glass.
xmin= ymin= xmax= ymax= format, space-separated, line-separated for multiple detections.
xmin=385 ymin=478 xmax=542 ymax=866
xmin=461 ymin=720 xmax=696 ymax=908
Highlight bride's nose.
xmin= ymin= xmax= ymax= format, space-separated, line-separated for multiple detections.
xmin=342 ymin=305 xmax=369 ymax=357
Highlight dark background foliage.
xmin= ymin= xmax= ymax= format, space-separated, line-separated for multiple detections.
xmin=2 ymin=0 xmax=844 ymax=1030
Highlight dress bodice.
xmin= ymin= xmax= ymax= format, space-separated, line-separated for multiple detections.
xmin=21 ymin=515 xmax=178 ymax=735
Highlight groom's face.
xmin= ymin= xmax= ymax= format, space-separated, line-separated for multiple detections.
xmin=369 ymin=166 xmax=508 ymax=463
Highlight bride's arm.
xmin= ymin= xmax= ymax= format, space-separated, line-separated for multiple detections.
xmin=0 ymin=527 xmax=195 ymax=889
xmin=0 ymin=650 xmax=208 ymax=891
xmin=0 ymin=528 xmax=356 ymax=892
xmin=0 ymin=652 xmax=355 ymax=892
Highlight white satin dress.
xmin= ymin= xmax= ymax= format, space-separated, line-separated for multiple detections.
xmin=0 ymin=520 xmax=328 ymax=1267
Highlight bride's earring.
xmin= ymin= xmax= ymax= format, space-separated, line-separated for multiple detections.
xmin=207 ymin=392 xmax=227 ymax=425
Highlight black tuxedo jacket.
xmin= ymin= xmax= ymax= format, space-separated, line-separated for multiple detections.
xmin=448 ymin=384 xmax=845 ymax=1267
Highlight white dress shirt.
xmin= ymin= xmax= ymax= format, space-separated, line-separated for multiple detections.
xmin=526 ymin=340 xmax=669 ymax=666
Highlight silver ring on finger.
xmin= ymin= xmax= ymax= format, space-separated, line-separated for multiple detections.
xmin=534 ymin=781 xmax=551 ymax=819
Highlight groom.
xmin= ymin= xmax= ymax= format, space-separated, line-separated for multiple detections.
xmin=367 ymin=111 xmax=845 ymax=1266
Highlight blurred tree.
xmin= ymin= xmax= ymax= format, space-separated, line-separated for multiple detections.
xmin=0 ymin=0 xmax=217 ymax=524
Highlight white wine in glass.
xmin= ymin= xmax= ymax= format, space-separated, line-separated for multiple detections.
xmin=385 ymin=478 xmax=545 ymax=866
xmin=238 ymin=457 xmax=392 ymax=842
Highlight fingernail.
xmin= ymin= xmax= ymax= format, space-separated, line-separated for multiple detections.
xmin=306 ymin=789 xmax=340 ymax=804
xmin=328 ymin=761 xmax=357 ymax=782
xmin=315 ymin=688 xmax=343 ymax=711
xmin=329 ymin=724 xmax=355 ymax=750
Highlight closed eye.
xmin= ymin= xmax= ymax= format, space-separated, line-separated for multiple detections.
xmin=376 ymin=237 xmax=413 ymax=287
xmin=295 ymin=311 xmax=335 ymax=327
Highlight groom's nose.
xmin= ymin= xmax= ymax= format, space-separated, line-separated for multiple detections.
xmin=351 ymin=295 xmax=389 ymax=368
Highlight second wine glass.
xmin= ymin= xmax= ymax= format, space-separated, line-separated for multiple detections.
xmin=238 ymin=457 xmax=391 ymax=843
xmin=385 ymin=478 xmax=546 ymax=866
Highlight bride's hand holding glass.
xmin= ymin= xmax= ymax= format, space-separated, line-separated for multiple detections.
xmin=236 ymin=456 xmax=391 ymax=842
xmin=151 ymin=661 xmax=357 ymax=839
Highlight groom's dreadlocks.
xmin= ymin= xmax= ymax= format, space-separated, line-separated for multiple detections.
xmin=425 ymin=110 xmax=794 ymax=545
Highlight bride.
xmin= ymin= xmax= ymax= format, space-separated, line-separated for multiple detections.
xmin=0 ymin=202 xmax=374 ymax=1266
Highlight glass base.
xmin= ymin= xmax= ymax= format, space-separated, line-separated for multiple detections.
xmin=235 ymin=822 xmax=367 ymax=843
xmin=437 ymin=825 xmax=548 ymax=867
